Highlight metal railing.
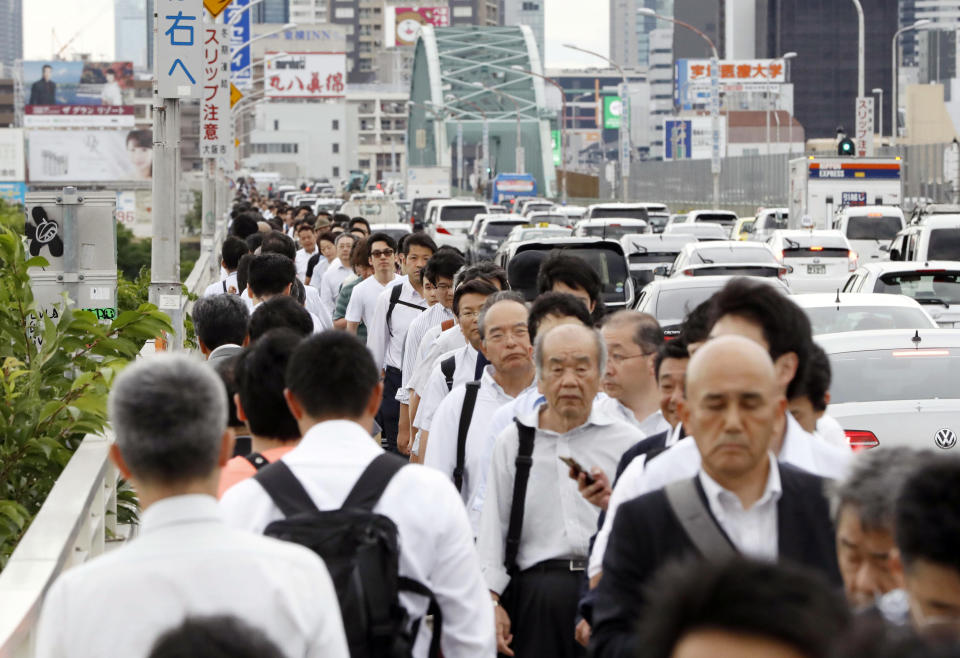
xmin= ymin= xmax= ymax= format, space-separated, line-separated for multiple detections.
xmin=0 ymin=212 xmax=227 ymax=657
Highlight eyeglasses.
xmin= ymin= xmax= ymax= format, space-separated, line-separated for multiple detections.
xmin=371 ymin=249 xmax=395 ymax=259
xmin=435 ymin=283 xmax=452 ymax=292
xmin=459 ymin=310 xmax=481 ymax=320
xmin=608 ymin=351 xmax=655 ymax=365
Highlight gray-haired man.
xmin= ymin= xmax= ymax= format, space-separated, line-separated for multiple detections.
xmin=35 ymin=355 xmax=349 ymax=658
xmin=475 ymin=324 xmax=642 ymax=658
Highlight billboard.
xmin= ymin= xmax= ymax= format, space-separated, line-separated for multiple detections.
xmin=675 ymin=58 xmax=788 ymax=108
xmin=265 ymin=52 xmax=347 ymax=99
xmin=251 ymin=24 xmax=348 ymax=59
xmin=24 ymin=105 xmax=135 ymax=128
xmin=23 ymin=60 xmax=135 ymax=107
xmin=26 ymin=129 xmax=153 ymax=182
xmin=663 ymin=117 xmax=727 ymax=161
xmin=0 ymin=182 xmax=27 ymax=205
xmin=603 ymin=96 xmax=622 ymax=130
xmin=384 ymin=7 xmax=450 ymax=47
xmin=0 ymin=128 xmax=25 ymax=181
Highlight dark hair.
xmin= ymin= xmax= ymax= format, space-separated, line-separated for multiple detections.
xmin=286 ymin=332 xmax=380 ymax=419
xmin=349 ymin=216 xmax=370 ymax=232
xmin=236 ymin=253 xmax=254 ymax=294
xmin=230 ymin=213 xmax=259 ymax=240
xmin=247 ymin=253 xmax=296 ymax=297
xmin=247 ymin=295 xmax=313 ymax=342
xmin=317 ymin=230 xmax=336 ymax=245
xmin=289 ymin=277 xmax=306 ymax=305
xmin=453 ymin=279 xmax=498 ymax=315
xmin=895 ymin=457 xmax=960 ymax=574
xmin=366 ymin=231 xmax=398 ymax=254
xmin=212 ymin=355 xmax=244 ymax=429
xmin=655 ymin=337 xmax=689 ymax=379
xmin=456 ymin=261 xmax=509 ymax=290
xmin=402 ymin=232 xmax=438 ymax=255
xmin=295 ymin=220 xmax=316 ymax=234
xmin=148 ymin=615 xmax=285 ymax=658
xmin=193 ymin=294 xmax=249 ymax=351
xmin=333 ymin=212 xmax=351 ymax=225
xmin=708 ymin=278 xmax=812 ymax=398
xmin=635 ymin=557 xmax=851 ymax=658
xmin=790 ymin=342 xmax=831 ymax=411
xmin=235 ymin=329 xmax=302 ymax=440
xmin=603 ymin=310 xmax=663 ymax=353
xmin=220 ymin=236 xmax=248 ymax=270
xmin=245 ymin=231 xmax=264 ymax=252
xmin=126 ymin=129 xmax=151 ymax=149
xmin=536 ymin=251 xmax=605 ymax=323
xmin=350 ymin=236 xmax=371 ymax=270
xmin=527 ymin=291 xmax=593 ymax=342
xmin=42 ymin=64 xmax=52 ymax=72
xmin=261 ymin=231 xmax=297 ymax=260
xmin=679 ymin=299 xmax=713 ymax=345
xmin=423 ymin=250 xmax=466 ymax=284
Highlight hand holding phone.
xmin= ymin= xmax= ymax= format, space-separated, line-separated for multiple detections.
xmin=559 ymin=456 xmax=595 ymax=486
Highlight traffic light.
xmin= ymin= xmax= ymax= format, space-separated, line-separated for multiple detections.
xmin=838 ymin=137 xmax=855 ymax=156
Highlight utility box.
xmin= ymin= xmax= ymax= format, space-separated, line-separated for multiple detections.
xmin=788 ymin=156 xmax=903 ymax=230
xmin=24 ymin=187 xmax=118 ymax=327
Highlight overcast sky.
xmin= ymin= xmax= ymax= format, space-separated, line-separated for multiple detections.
xmin=24 ymin=0 xmax=610 ymax=67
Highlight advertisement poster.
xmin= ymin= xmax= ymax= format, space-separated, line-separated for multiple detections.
xmin=384 ymin=7 xmax=450 ymax=47
xmin=26 ymin=129 xmax=153 ymax=182
xmin=0 ymin=128 xmax=25 ymax=181
xmin=265 ymin=52 xmax=347 ymax=99
xmin=603 ymin=96 xmax=622 ymax=130
xmin=23 ymin=60 xmax=135 ymax=107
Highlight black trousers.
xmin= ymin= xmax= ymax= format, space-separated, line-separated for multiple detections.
xmin=500 ymin=561 xmax=586 ymax=658
xmin=378 ymin=366 xmax=402 ymax=453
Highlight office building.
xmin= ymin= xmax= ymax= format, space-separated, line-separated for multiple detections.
xmin=900 ymin=1 xmax=959 ymax=68
xmin=115 ymin=0 xmax=149 ymax=69
xmin=0 ymin=0 xmax=22 ymax=75
xmin=347 ymin=83 xmax=408 ymax=182
xmin=610 ymin=0 xmax=720 ymax=69
xmin=245 ymin=102 xmax=352 ymax=180
xmin=502 ymin=0 xmax=544 ymax=63
xmin=449 ymin=0 xmax=499 ymax=26
xmin=290 ymin=0 xmax=327 ymax=23
xmin=253 ymin=0 xmax=290 ymax=22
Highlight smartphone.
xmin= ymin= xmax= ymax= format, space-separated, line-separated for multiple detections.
xmin=559 ymin=456 xmax=595 ymax=486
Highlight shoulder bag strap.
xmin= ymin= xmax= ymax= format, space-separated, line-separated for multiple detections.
xmin=664 ymin=478 xmax=738 ymax=560
xmin=244 ymin=452 xmax=269 ymax=471
xmin=504 ymin=420 xmax=536 ymax=577
xmin=386 ymin=284 xmax=404 ymax=336
xmin=341 ymin=452 xmax=408 ymax=512
xmin=453 ymin=381 xmax=481 ymax=492
xmin=441 ymin=355 xmax=457 ymax=392
xmin=253 ymin=460 xmax=320 ymax=518
xmin=398 ymin=576 xmax=443 ymax=658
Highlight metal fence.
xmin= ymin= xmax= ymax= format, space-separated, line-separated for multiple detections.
xmin=617 ymin=142 xmax=960 ymax=215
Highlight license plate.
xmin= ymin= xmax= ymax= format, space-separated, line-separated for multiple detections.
xmin=807 ymin=264 xmax=826 ymax=275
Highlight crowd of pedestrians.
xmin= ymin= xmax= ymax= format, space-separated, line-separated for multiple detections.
xmin=33 ymin=191 xmax=960 ymax=657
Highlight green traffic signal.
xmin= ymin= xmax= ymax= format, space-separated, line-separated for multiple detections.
xmin=838 ymin=138 xmax=855 ymax=156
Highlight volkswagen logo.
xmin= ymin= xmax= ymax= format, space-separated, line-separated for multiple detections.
xmin=935 ymin=428 xmax=958 ymax=450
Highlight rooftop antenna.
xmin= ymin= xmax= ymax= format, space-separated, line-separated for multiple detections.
xmin=912 ymin=330 xmax=922 ymax=347
xmin=834 ymin=288 xmax=841 ymax=307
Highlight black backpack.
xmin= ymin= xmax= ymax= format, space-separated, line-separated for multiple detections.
xmin=254 ymin=453 xmax=442 ymax=658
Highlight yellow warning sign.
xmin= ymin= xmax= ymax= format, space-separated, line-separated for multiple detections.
xmin=203 ymin=0 xmax=234 ymax=18
xmin=230 ymin=83 xmax=243 ymax=108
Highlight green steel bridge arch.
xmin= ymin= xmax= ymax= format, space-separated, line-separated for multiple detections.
xmin=407 ymin=25 xmax=556 ymax=197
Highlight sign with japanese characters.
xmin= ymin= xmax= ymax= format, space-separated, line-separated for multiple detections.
xmin=854 ymin=96 xmax=875 ymax=158
xmin=675 ymin=58 xmax=788 ymax=108
xmin=157 ymin=0 xmax=202 ymax=98
xmin=384 ymin=7 xmax=450 ymax=47
xmin=224 ymin=0 xmax=251 ymax=90
xmin=603 ymin=96 xmax=622 ymax=130
xmin=200 ymin=23 xmax=230 ymax=158
xmin=264 ymin=52 xmax=347 ymax=99
xmin=24 ymin=105 xmax=135 ymax=128
xmin=26 ymin=129 xmax=153 ymax=182
xmin=662 ymin=116 xmax=727 ymax=161
xmin=0 ymin=129 xmax=25 ymax=181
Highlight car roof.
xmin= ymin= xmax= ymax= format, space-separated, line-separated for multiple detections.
xmin=664 ymin=223 xmax=727 ymax=235
xmin=856 ymin=260 xmax=960 ymax=274
xmin=840 ymin=205 xmax=903 ymax=217
xmin=577 ymin=218 xmax=649 ymax=226
xmin=688 ymin=209 xmax=737 ymax=217
xmin=682 ymin=240 xmax=774 ymax=252
xmin=791 ymin=292 xmax=928 ymax=309
xmin=816 ymin=328 xmax=960 ymax=352
xmin=914 ymin=215 xmax=960 ymax=227
xmin=644 ymin=275 xmax=789 ymax=292
xmin=480 ymin=214 xmax=525 ymax=223
xmin=512 ymin=236 xmax=625 ymax=254
xmin=588 ymin=202 xmax=666 ymax=209
xmin=621 ymin=233 xmax=695 ymax=247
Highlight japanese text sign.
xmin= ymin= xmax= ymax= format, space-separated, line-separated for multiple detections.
xmin=224 ymin=0 xmax=251 ymax=90
xmin=682 ymin=58 xmax=786 ymax=83
xmin=854 ymin=96 xmax=875 ymax=158
xmin=200 ymin=23 xmax=231 ymax=158
xmin=157 ymin=0 xmax=202 ymax=98
xmin=264 ymin=52 xmax=347 ymax=99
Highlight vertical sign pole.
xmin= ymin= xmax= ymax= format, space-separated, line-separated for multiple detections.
xmin=456 ymin=121 xmax=463 ymax=193
xmin=620 ymin=81 xmax=630 ymax=201
xmin=710 ymin=53 xmax=721 ymax=210
xmin=151 ymin=97 xmax=183 ymax=350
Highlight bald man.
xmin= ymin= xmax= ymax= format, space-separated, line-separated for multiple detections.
xmin=590 ymin=336 xmax=841 ymax=658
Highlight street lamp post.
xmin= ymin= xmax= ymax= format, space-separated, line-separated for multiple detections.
xmin=512 ymin=65 xmax=568 ymax=203
xmin=563 ymin=43 xmax=630 ymax=201
xmin=892 ymin=19 xmax=932 ymax=144
xmin=782 ymin=52 xmax=797 ymax=157
xmin=227 ymin=0 xmax=265 ymax=25
xmin=872 ymin=87 xmax=884 ymax=141
xmin=638 ymin=8 xmax=720 ymax=209
xmin=851 ymin=0 xmax=865 ymax=99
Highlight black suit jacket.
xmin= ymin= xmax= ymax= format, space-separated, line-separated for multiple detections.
xmin=589 ymin=462 xmax=841 ymax=658
xmin=612 ymin=425 xmax=685 ymax=485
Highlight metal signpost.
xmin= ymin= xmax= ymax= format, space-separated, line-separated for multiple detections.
xmin=855 ymin=96 xmax=875 ymax=157
xmin=201 ymin=18 xmax=230 ymax=280
xmin=155 ymin=0 xmax=203 ymax=350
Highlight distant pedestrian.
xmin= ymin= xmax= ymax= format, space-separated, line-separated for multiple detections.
xmin=193 ymin=294 xmax=249 ymax=363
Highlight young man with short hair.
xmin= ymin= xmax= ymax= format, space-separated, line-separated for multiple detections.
xmin=192 ymin=294 xmax=249 ymax=361
xmin=203 ymin=236 xmax=248 ymax=297
xmin=294 ymin=221 xmax=319 ymax=282
xmin=537 ymin=252 xmax=606 ymax=324
xmin=345 ymin=232 xmax=399 ymax=340
xmin=319 ymin=232 xmax=357 ymax=317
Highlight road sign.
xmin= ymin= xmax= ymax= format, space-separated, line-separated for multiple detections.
xmin=855 ymin=96 xmax=875 ymax=158
xmin=203 ymin=0 xmax=234 ymax=17
xmin=664 ymin=120 xmax=691 ymax=160
xmin=603 ymin=96 xmax=621 ymax=130
xmin=224 ymin=0 xmax=251 ymax=90
xmin=157 ymin=0 xmax=202 ymax=98
xmin=230 ymin=82 xmax=243 ymax=107
xmin=201 ymin=23 xmax=230 ymax=158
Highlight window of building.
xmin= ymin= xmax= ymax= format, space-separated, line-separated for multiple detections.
xmin=453 ymin=6 xmax=473 ymax=17
xmin=332 ymin=143 xmax=340 ymax=153
xmin=273 ymin=119 xmax=279 ymax=130
xmin=359 ymin=159 xmax=371 ymax=168
xmin=332 ymin=119 xmax=339 ymax=130
xmin=332 ymin=166 xmax=340 ymax=177
xmin=335 ymin=7 xmax=354 ymax=18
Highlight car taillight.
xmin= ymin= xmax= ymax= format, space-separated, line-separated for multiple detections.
xmin=845 ymin=430 xmax=879 ymax=451
xmin=436 ymin=224 xmax=452 ymax=235
xmin=778 ymin=267 xmax=788 ymax=279
xmin=682 ymin=269 xmax=694 ymax=276
xmin=848 ymin=250 xmax=858 ymax=272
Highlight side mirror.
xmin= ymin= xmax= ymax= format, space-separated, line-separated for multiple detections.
xmin=889 ymin=248 xmax=900 ymax=261
xmin=879 ymin=243 xmax=890 ymax=252
xmin=743 ymin=224 xmax=754 ymax=233
xmin=653 ymin=265 xmax=671 ymax=277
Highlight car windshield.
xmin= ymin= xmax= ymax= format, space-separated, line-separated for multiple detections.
xmin=761 ymin=214 xmax=788 ymax=229
xmin=694 ymin=213 xmax=736 ymax=226
xmin=441 ymin=206 xmax=486 ymax=222
xmin=656 ymin=286 xmax=725 ymax=320
xmin=591 ymin=208 xmax=655 ymax=220
xmin=876 ymin=270 xmax=960 ymax=305
xmin=804 ymin=306 xmax=935 ymax=334
xmin=582 ymin=224 xmax=646 ymax=239
xmin=829 ymin=349 xmax=960 ymax=403
xmin=928 ymin=229 xmax=960 ymax=260
xmin=692 ymin=245 xmax=776 ymax=264
xmin=628 ymin=251 xmax=680 ymax=264
xmin=846 ymin=216 xmax=902 ymax=240
xmin=483 ymin=221 xmax=526 ymax=238
xmin=511 ymin=247 xmax=628 ymax=304
xmin=648 ymin=214 xmax=669 ymax=228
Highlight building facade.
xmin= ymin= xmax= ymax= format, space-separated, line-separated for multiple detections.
xmin=347 ymin=83 xmax=408 ymax=183
xmin=0 ymin=0 xmax=22 ymax=76
xmin=501 ymin=0 xmax=544 ymax=64
xmin=245 ymin=102 xmax=352 ymax=180
xmin=115 ymin=0 xmax=148 ymax=69
xmin=253 ymin=0 xmax=291 ymax=22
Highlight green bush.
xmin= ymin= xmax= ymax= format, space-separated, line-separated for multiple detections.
xmin=0 ymin=216 xmax=172 ymax=569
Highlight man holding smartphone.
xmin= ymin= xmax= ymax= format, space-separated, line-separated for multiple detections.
xmin=475 ymin=324 xmax=642 ymax=658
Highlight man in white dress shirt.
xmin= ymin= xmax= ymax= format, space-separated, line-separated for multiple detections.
xmin=247 ymin=253 xmax=331 ymax=332
xmin=476 ymin=324 xmax=642 ymax=658
xmin=319 ymin=232 xmax=357 ymax=316
xmin=201 ymin=235 xmax=248 ymax=297
xmin=424 ymin=293 xmax=537 ymax=534
xmin=294 ymin=220 xmax=320 ymax=282
xmin=35 ymin=355 xmax=349 ymax=658
xmin=346 ymin=232 xmax=401 ymax=340
xmin=220 ymin=332 xmax=495 ymax=657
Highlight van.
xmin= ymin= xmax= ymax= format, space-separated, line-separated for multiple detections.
xmin=832 ymin=205 xmax=905 ymax=261
xmin=888 ymin=215 xmax=960 ymax=263
xmin=423 ymin=199 xmax=489 ymax=251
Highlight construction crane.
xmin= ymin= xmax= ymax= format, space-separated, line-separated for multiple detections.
xmin=51 ymin=1 xmax=112 ymax=60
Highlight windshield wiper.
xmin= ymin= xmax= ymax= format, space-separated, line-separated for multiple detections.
xmin=915 ymin=297 xmax=951 ymax=308
xmin=629 ymin=245 xmax=649 ymax=256
xmin=783 ymin=237 xmax=800 ymax=250
xmin=697 ymin=255 xmax=715 ymax=264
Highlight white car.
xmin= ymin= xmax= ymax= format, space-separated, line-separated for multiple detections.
xmin=683 ymin=209 xmax=739 ymax=236
xmin=766 ymin=230 xmax=857 ymax=293
xmin=792 ymin=293 xmax=937 ymax=335
xmin=842 ymin=261 xmax=960 ymax=327
xmin=634 ymin=275 xmax=789 ymax=338
xmin=832 ymin=205 xmax=904 ymax=262
xmin=888 ymin=215 xmax=960 ymax=262
xmin=422 ymin=199 xmax=489 ymax=251
xmin=818 ymin=329 xmax=960 ymax=451
xmin=663 ymin=223 xmax=728 ymax=241
xmin=620 ymin=233 xmax=696 ymax=288
xmin=668 ymin=241 xmax=786 ymax=280
xmin=572 ymin=218 xmax=650 ymax=239
xmin=748 ymin=207 xmax=789 ymax=242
